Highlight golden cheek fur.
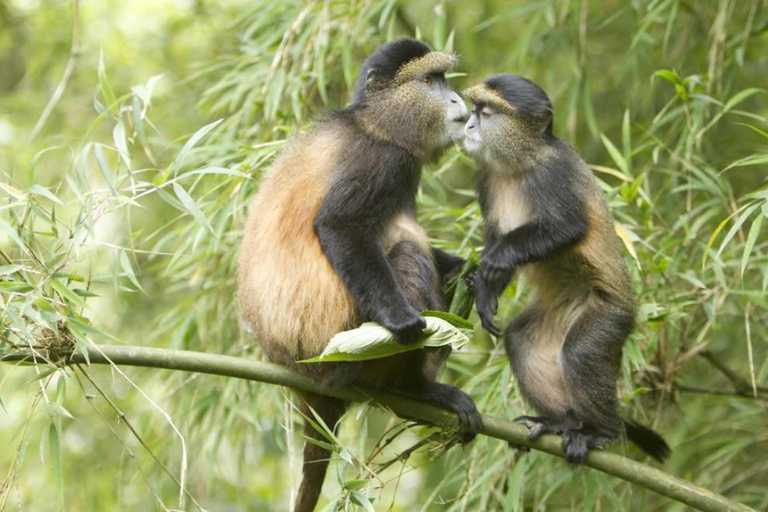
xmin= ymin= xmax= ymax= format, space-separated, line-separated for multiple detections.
xmin=362 ymin=82 xmax=449 ymax=156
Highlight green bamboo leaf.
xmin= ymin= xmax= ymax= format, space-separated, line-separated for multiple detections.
xmin=26 ymin=185 xmax=63 ymax=205
xmin=424 ymin=310 xmax=473 ymax=329
xmin=343 ymin=479 xmax=369 ymax=491
xmin=349 ymin=491 xmax=375 ymax=512
xmin=112 ymin=120 xmax=131 ymax=169
xmin=723 ymin=87 xmax=765 ymax=111
xmin=119 ymin=250 xmax=144 ymax=292
xmin=621 ymin=109 xmax=632 ymax=175
xmin=98 ymin=50 xmax=117 ymax=114
xmin=173 ymin=182 xmax=213 ymax=234
xmin=186 ymin=166 xmax=250 ymax=179
xmin=741 ymin=215 xmax=764 ymax=280
xmin=50 ymin=279 xmax=88 ymax=309
xmin=716 ymin=203 xmax=760 ymax=259
xmin=723 ymin=153 xmax=768 ymax=171
xmin=0 ymin=264 xmax=23 ymax=275
xmin=48 ymin=403 xmax=75 ymax=420
xmin=702 ymin=203 xmax=750 ymax=268
xmin=48 ymin=423 xmax=65 ymax=511
xmin=94 ymin=144 xmax=119 ymax=197
xmin=173 ymin=119 xmax=223 ymax=174
xmin=300 ymin=316 xmax=469 ymax=363
xmin=67 ymin=317 xmax=117 ymax=340
xmin=653 ymin=69 xmax=681 ymax=85
xmin=0 ymin=218 xmax=28 ymax=254
xmin=600 ymin=134 xmax=630 ymax=176
xmin=0 ymin=281 xmax=34 ymax=293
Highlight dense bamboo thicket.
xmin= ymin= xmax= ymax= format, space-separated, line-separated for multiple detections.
xmin=1 ymin=1 xmax=766 ymax=511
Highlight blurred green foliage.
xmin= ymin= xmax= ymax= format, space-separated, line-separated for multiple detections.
xmin=1 ymin=0 xmax=767 ymax=510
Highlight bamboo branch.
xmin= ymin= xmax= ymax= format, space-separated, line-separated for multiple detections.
xmin=29 ymin=0 xmax=81 ymax=142
xmin=2 ymin=345 xmax=755 ymax=512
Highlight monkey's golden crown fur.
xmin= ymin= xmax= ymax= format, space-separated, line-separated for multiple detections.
xmin=395 ymin=51 xmax=458 ymax=85
xmin=462 ymin=83 xmax=516 ymax=115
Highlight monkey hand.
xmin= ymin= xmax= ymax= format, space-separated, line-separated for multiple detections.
xmin=472 ymin=275 xmax=502 ymax=337
xmin=381 ymin=306 xmax=427 ymax=344
xmin=479 ymin=256 xmax=515 ymax=295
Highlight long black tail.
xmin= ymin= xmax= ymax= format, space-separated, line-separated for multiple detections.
xmin=294 ymin=393 xmax=346 ymax=512
xmin=623 ymin=420 xmax=671 ymax=462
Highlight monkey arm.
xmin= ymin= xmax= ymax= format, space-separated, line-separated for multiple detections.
xmin=481 ymin=157 xmax=589 ymax=290
xmin=314 ymin=156 xmax=427 ymax=344
xmin=486 ymin=214 xmax=587 ymax=269
xmin=481 ymin=215 xmax=587 ymax=284
xmin=314 ymin=217 xmax=425 ymax=343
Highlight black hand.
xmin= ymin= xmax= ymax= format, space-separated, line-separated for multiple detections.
xmin=479 ymin=254 xmax=514 ymax=294
xmin=380 ymin=306 xmax=427 ymax=344
xmin=472 ymin=274 xmax=502 ymax=337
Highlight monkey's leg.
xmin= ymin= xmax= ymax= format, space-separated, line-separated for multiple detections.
xmin=385 ymin=241 xmax=482 ymax=438
xmin=505 ymin=307 xmax=575 ymax=443
xmin=387 ymin=240 xmax=446 ymax=311
xmin=559 ymin=303 xmax=634 ymax=463
xmin=294 ymin=392 xmax=347 ymax=512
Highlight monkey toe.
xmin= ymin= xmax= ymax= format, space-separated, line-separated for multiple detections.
xmin=562 ymin=430 xmax=590 ymax=464
xmin=448 ymin=388 xmax=483 ymax=441
xmin=561 ymin=430 xmax=608 ymax=464
xmin=514 ymin=415 xmax=562 ymax=441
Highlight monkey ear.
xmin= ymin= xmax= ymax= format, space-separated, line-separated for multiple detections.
xmin=365 ymin=68 xmax=388 ymax=93
xmin=540 ymin=107 xmax=554 ymax=134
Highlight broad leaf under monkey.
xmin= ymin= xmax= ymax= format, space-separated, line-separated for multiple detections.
xmin=238 ymin=40 xmax=480 ymax=512
xmin=463 ymin=74 xmax=670 ymax=464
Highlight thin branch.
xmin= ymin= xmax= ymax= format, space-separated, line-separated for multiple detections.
xmin=699 ymin=351 xmax=767 ymax=396
xmin=29 ymin=0 xmax=81 ymax=142
xmin=676 ymin=384 xmax=768 ymax=401
xmin=2 ymin=345 xmax=755 ymax=512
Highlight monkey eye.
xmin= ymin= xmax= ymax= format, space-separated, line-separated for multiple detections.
xmin=423 ymin=75 xmax=433 ymax=86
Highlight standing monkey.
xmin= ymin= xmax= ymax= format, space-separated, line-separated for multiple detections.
xmin=462 ymin=74 xmax=669 ymax=463
xmin=238 ymin=40 xmax=480 ymax=511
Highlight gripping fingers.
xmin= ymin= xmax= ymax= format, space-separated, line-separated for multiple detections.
xmin=452 ymin=388 xmax=483 ymax=442
xmin=480 ymin=259 xmax=506 ymax=289
xmin=474 ymin=278 xmax=501 ymax=336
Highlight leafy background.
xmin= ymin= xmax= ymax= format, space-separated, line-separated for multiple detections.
xmin=1 ymin=0 xmax=767 ymax=510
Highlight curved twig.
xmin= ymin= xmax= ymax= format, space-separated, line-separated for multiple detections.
xmin=2 ymin=345 xmax=755 ymax=512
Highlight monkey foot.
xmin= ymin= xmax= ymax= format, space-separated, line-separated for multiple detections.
xmin=561 ymin=429 xmax=612 ymax=464
xmin=514 ymin=415 xmax=565 ymax=441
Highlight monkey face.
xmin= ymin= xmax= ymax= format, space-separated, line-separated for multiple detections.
xmin=420 ymin=72 xmax=468 ymax=147
xmin=463 ymin=104 xmax=493 ymax=154
xmin=463 ymin=103 xmax=516 ymax=159
xmin=361 ymin=70 xmax=467 ymax=159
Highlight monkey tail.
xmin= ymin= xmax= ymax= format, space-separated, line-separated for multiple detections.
xmin=623 ymin=420 xmax=671 ymax=462
xmin=294 ymin=393 xmax=346 ymax=512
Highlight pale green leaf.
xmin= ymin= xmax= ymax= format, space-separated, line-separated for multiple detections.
xmin=349 ymin=491 xmax=375 ymax=512
xmin=112 ymin=120 xmax=131 ymax=169
xmin=174 ymin=119 xmax=223 ymax=174
xmin=26 ymin=185 xmax=63 ymax=205
xmin=741 ymin=215 xmax=764 ymax=280
xmin=300 ymin=316 xmax=469 ymax=363
xmin=49 ymin=423 xmax=65 ymax=511
xmin=173 ymin=182 xmax=213 ymax=234
xmin=600 ymin=134 xmax=630 ymax=176
xmin=94 ymin=144 xmax=119 ymax=197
